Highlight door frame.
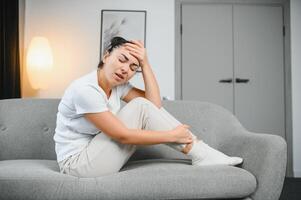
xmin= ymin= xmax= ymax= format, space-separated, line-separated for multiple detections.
xmin=175 ymin=0 xmax=293 ymax=177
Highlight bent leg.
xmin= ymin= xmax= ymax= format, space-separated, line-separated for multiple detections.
xmin=159 ymin=107 xmax=197 ymax=140
xmin=61 ymin=97 xmax=187 ymax=178
xmin=117 ymin=97 xmax=243 ymax=167
xmin=116 ymin=97 xmax=192 ymax=152
xmin=62 ymin=133 xmax=136 ymax=178
xmin=64 ymin=97 xmax=243 ymax=178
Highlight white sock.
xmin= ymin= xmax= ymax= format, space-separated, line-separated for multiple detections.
xmin=187 ymin=140 xmax=243 ymax=166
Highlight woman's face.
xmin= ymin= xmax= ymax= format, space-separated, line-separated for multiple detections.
xmin=102 ymin=45 xmax=140 ymax=87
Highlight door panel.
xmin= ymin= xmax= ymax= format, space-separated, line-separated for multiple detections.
xmin=182 ymin=4 xmax=234 ymax=112
xmin=233 ymin=5 xmax=285 ymax=138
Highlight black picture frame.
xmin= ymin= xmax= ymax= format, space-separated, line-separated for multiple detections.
xmin=100 ymin=9 xmax=147 ymax=60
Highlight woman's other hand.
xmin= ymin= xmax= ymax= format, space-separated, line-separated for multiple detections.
xmin=170 ymin=124 xmax=193 ymax=144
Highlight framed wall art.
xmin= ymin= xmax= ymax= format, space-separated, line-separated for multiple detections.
xmin=100 ymin=9 xmax=147 ymax=58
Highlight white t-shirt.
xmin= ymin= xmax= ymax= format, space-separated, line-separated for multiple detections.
xmin=53 ymin=69 xmax=133 ymax=163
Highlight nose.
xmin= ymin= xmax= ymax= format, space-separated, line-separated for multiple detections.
xmin=120 ymin=64 xmax=130 ymax=74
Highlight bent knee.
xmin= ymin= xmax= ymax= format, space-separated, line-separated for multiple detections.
xmin=129 ymin=97 xmax=153 ymax=106
xmin=127 ymin=97 xmax=163 ymax=110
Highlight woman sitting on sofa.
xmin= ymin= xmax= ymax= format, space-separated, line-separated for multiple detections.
xmin=53 ymin=36 xmax=243 ymax=178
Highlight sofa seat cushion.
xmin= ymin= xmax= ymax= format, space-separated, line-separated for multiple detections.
xmin=0 ymin=159 xmax=256 ymax=200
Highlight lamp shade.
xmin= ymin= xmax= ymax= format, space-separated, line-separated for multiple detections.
xmin=26 ymin=37 xmax=53 ymax=90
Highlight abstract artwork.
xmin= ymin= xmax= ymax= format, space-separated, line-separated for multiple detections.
xmin=100 ymin=10 xmax=146 ymax=57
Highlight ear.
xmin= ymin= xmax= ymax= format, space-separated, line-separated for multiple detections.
xmin=102 ymin=51 xmax=110 ymax=63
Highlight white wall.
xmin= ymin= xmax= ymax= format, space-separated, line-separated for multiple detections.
xmin=290 ymin=0 xmax=301 ymax=177
xmin=23 ymin=0 xmax=175 ymax=99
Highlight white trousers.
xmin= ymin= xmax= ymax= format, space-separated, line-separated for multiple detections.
xmin=58 ymin=97 xmax=197 ymax=178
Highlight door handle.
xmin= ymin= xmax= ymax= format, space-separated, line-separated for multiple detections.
xmin=219 ymin=78 xmax=233 ymax=83
xmin=235 ymin=78 xmax=250 ymax=83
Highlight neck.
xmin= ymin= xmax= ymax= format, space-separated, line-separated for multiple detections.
xmin=97 ymin=68 xmax=112 ymax=98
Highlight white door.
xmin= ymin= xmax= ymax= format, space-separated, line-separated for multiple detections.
xmin=182 ymin=4 xmax=234 ymax=112
xmin=233 ymin=5 xmax=285 ymax=137
xmin=181 ymin=4 xmax=285 ymax=139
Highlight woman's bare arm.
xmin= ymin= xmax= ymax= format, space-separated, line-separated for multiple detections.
xmin=140 ymin=63 xmax=161 ymax=108
xmin=124 ymin=40 xmax=162 ymax=108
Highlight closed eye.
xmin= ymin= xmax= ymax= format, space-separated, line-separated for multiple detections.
xmin=118 ymin=58 xmax=126 ymax=62
xmin=130 ymin=64 xmax=140 ymax=71
xmin=119 ymin=53 xmax=140 ymax=71
xmin=129 ymin=66 xmax=135 ymax=71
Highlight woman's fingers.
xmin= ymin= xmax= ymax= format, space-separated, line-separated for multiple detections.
xmin=182 ymin=124 xmax=190 ymax=129
xmin=126 ymin=40 xmax=145 ymax=50
xmin=125 ymin=40 xmax=149 ymax=67
xmin=124 ymin=43 xmax=142 ymax=51
xmin=129 ymin=40 xmax=144 ymax=48
xmin=137 ymin=40 xmax=144 ymax=47
xmin=129 ymin=52 xmax=140 ymax=61
xmin=125 ymin=47 xmax=142 ymax=61
xmin=124 ymin=44 xmax=145 ymax=64
xmin=124 ymin=44 xmax=143 ymax=56
xmin=124 ymin=46 xmax=140 ymax=55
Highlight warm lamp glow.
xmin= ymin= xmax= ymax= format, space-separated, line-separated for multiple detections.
xmin=26 ymin=37 xmax=53 ymax=90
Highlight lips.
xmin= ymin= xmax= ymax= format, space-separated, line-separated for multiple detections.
xmin=115 ymin=73 xmax=124 ymax=80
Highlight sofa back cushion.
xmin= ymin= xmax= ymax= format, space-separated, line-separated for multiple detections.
xmin=0 ymin=99 xmax=59 ymax=160
xmin=0 ymin=98 xmax=241 ymax=161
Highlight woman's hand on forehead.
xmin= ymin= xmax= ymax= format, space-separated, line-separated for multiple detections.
xmin=130 ymin=40 xmax=144 ymax=47
xmin=119 ymin=46 xmax=140 ymax=66
xmin=124 ymin=40 xmax=149 ymax=68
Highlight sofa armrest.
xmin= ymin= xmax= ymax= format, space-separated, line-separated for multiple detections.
xmin=217 ymin=129 xmax=287 ymax=200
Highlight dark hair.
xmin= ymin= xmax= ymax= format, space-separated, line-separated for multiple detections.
xmin=98 ymin=36 xmax=133 ymax=69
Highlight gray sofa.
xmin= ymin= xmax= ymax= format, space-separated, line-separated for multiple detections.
xmin=0 ymin=98 xmax=287 ymax=200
